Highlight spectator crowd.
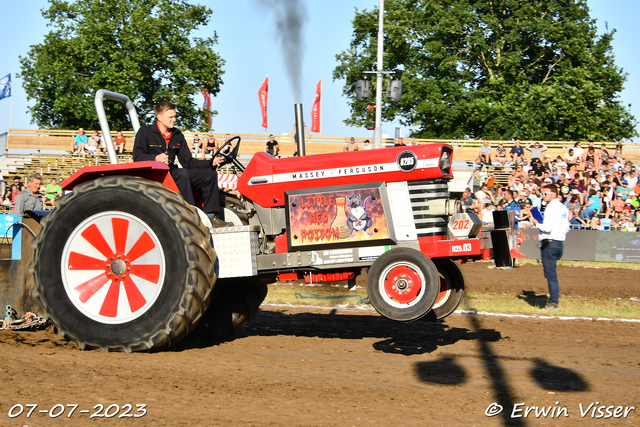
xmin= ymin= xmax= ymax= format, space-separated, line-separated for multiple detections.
xmin=461 ymin=140 xmax=640 ymax=232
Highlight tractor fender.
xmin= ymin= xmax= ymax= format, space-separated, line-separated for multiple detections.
xmin=61 ymin=160 xmax=179 ymax=193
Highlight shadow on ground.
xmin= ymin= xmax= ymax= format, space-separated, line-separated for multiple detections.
xmin=174 ymin=309 xmax=502 ymax=355
xmin=518 ymin=290 xmax=549 ymax=309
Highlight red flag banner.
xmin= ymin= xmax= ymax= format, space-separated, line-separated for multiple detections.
xmin=201 ymin=89 xmax=212 ymax=127
xmin=310 ymin=79 xmax=322 ymax=133
xmin=258 ymin=76 xmax=269 ymax=128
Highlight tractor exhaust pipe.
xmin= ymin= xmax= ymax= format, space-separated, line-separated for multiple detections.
xmin=294 ymin=103 xmax=306 ymax=157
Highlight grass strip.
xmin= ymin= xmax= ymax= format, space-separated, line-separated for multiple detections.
xmin=264 ymin=282 xmax=640 ymax=319
xmin=460 ymin=293 xmax=640 ymax=319
xmin=516 ymin=258 xmax=640 ymax=270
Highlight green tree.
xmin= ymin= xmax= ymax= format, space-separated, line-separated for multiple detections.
xmin=20 ymin=0 xmax=224 ymax=131
xmin=334 ymin=0 xmax=637 ymax=141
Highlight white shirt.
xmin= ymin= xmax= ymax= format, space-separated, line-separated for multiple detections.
xmin=536 ymin=198 xmax=570 ymax=241
xmin=481 ymin=208 xmax=494 ymax=224
xmin=475 ymin=189 xmax=488 ymax=205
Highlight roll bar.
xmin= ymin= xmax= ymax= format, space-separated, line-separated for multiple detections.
xmin=94 ymin=89 xmax=141 ymax=164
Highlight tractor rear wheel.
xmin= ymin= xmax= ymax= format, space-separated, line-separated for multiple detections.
xmin=198 ymin=194 xmax=269 ymax=340
xmin=194 ymin=278 xmax=269 ymax=340
xmin=30 ymin=176 xmax=216 ymax=352
xmin=422 ymin=258 xmax=465 ymax=321
xmin=367 ymin=248 xmax=439 ymax=322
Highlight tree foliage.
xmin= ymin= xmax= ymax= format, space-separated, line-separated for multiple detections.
xmin=20 ymin=0 xmax=224 ymax=131
xmin=334 ymin=0 xmax=637 ymax=141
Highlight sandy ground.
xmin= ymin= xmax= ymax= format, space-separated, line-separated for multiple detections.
xmin=1 ymin=262 xmax=639 ymax=427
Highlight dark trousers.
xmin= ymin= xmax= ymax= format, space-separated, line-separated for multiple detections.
xmin=170 ymin=167 xmax=220 ymax=214
xmin=541 ymin=239 xmax=563 ymax=305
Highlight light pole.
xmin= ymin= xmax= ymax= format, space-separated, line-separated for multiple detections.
xmin=374 ymin=0 xmax=384 ymax=149
xmin=362 ymin=0 xmax=395 ymax=147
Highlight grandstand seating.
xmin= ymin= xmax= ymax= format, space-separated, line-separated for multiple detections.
xmin=1 ymin=128 xmax=637 ymax=213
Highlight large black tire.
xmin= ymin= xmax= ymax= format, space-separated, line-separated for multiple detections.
xmin=366 ymin=248 xmax=439 ymax=322
xmin=194 ymin=278 xmax=269 ymax=340
xmin=422 ymin=258 xmax=465 ymax=321
xmin=197 ymin=194 xmax=269 ymax=340
xmin=30 ymin=176 xmax=216 ymax=352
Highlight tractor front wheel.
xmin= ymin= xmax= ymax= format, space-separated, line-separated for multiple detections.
xmin=367 ymin=248 xmax=439 ymax=322
xmin=422 ymin=258 xmax=465 ymax=321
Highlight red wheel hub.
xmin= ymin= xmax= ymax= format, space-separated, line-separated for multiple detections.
xmin=383 ymin=266 xmax=422 ymax=304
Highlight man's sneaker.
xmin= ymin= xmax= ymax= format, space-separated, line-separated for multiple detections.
xmin=542 ymin=303 xmax=560 ymax=312
xmin=207 ymin=213 xmax=234 ymax=228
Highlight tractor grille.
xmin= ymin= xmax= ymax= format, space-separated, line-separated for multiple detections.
xmin=408 ymin=180 xmax=449 ymax=237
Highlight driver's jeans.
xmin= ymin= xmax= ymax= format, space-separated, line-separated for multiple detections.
xmin=170 ymin=167 xmax=220 ymax=214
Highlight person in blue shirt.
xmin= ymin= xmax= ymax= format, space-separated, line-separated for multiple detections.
xmin=503 ymin=189 xmax=521 ymax=228
xmin=615 ymin=180 xmax=631 ymax=201
xmin=569 ymin=210 xmax=584 ymax=229
xmin=70 ymin=128 xmax=88 ymax=154
xmin=580 ymin=189 xmax=601 ymax=220
xmin=503 ymin=189 xmax=520 ymax=211
xmin=509 ymin=140 xmax=525 ymax=165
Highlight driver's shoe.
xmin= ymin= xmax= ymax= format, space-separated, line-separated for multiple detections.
xmin=207 ymin=213 xmax=234 ymax=228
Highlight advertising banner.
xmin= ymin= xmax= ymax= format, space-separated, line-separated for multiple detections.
xmin=519 ymin=228 xmax=640 ymax=263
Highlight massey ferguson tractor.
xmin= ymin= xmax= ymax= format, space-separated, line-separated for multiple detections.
xmin=29 ymin=91 xmax=483 ymax=352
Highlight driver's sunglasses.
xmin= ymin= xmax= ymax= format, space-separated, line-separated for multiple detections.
xmin=541 ymin=192 xmax=555 ymax=196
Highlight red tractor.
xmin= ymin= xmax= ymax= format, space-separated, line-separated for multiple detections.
xmin=30 ymin=91 xmax=482 ymax=352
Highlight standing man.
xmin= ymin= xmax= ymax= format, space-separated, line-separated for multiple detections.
xmin=13 ymin=173 xmax=44 ymax=215
xmin=133 ymin=100 xmax=233 ymax=227
xmin=532 ymin=183 xmax=570 ymax=311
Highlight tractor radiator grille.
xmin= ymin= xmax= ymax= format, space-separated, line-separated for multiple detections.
xmin=407 ymin=180 xmax=449 ymax=237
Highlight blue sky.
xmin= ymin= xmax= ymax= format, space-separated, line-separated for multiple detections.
xmin=0 ymin=0 xmax=638 ymax=140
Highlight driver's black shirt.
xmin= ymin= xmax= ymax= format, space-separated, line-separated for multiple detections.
xmin=133 ymin=122 xmax=211 ymax=169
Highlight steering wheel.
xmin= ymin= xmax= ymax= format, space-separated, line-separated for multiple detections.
xmin=213 ymin=135 xmax=244 ymax=171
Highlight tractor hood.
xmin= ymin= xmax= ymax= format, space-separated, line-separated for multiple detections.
xmin=237 ymin=144 xmax=453 ymax=208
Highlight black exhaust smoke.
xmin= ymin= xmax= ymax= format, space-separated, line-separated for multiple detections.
xmin=259 ymin=0 xmax=308 ymax=101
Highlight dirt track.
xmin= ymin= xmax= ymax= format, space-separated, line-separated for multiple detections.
xmin=1 ymin=263 xmax=639 ymax=426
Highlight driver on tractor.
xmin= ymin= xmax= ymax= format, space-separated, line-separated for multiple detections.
xmin=133 ymin=100 xmax=233 ymax=227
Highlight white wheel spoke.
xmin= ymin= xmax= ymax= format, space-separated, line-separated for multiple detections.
xmin=61 ymin=212 xmax=165 ymax=324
